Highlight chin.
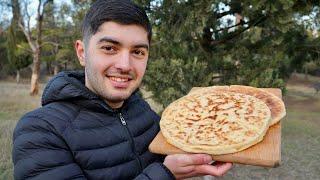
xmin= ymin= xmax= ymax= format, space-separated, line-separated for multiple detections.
xmin=109 ymin=91 xmax=132 ymax=101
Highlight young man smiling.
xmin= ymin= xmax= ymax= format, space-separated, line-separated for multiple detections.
xmin=75 ymin=21 xmax=149 ymax=109
xmin=12 ymin=0 xmax=232 ymax=179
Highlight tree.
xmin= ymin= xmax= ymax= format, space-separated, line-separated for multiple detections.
xmin=143 ymin=0 xmax=320 ymax=106
xmin=0 ymin=26 xmax=9 ymax=79
xmin=6 ymin=0 xmax=31 ymax=83
xmin=53 ymin=2 xmax=82 ymax=74
xmin=39 ymin=1 xmax=81 ymax=76
xmin=39 ymin=0 xmax=91 ymax=75
xmin=16 ymin=0 xmax=53 ymax=95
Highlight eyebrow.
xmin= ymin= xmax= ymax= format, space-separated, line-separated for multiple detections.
xmin=97 ymin=37 xmax=149 ymax=50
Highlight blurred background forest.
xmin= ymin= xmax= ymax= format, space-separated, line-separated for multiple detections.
xmin=0 ymin=0 xmax=319 ymax=104
xmin=0 ymin=0 xmax=320 ymax=179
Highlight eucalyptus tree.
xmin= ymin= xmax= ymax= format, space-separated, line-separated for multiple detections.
xmin=15 ymin=0 xmax=53 ymax=95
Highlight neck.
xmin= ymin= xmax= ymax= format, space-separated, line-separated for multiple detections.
xmin=105 ymin=100 xmax=124 ymax=109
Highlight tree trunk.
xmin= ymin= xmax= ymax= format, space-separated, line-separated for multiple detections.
xmin=16 ymin=0 xmax=52 ymax=96
xmin=46 ymin=61 xmax=52 ymax=75
xmin=235 ymin=13 xmax=243 ymax=25
xmin=53 ymin=64 xmax=59 ymax=75
xmin=30 ymin=52 xmax=40 ymax=96
xmin=304 ymin=67 xmax=309 ymax=80
xmin=16 ymin=69 xmax=20 ymax=84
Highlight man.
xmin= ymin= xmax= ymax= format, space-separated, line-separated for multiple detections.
xmin=12 ymin=0 xmax=232 ymax=179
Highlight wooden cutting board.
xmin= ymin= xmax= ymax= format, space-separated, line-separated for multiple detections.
xmin=149 ymin=88 xmax=282 ymax=167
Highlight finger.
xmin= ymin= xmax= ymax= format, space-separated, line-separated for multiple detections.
xmin=172 ymin=165 xmax=195 ymax=174
xmin=178 ymin=154 xmax=212 ymax=166
xmin=214 ymin=162 xmax=233 ymax=173
xmin=175 ymin=163 xmax=233 ymax=179
xmin=194 ymin=162 xmax=233 ymax=177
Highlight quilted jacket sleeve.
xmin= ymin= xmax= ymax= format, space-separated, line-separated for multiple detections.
xmin=132 ymin=100 xmax=175 ymax=180
xmin=134 ymin=162 xmax=175 ymax=180
xmin=12 ymin=113 xmax=86 ymax=180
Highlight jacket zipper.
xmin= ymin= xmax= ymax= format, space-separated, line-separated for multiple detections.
xmin=119 ymin=113 xmax=143 ymax=171
xmin=119 ymin=113 xmax=127 ymax=125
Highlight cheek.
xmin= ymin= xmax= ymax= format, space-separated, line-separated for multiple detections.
xmin=134 ymin=61 xmax=148 ymax=77
xmin=88 ymin=56 xmax=112 ymax=72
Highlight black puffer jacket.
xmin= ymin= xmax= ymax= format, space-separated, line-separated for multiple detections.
xmin=12 ymin=71 xmax=174 ymax=180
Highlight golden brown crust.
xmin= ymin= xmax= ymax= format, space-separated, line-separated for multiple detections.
xmin=229 ymin=85 xmax=286 ymax=126
xmin=189 ymin=85 xmax=286 ymax=126
xmin=160 ymin=91 xmax=271 ymax=155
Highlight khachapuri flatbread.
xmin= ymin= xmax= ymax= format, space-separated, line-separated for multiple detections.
xmin=189 ymin=85 xmax=286 ymax=126
xmin=160 ymin=91 xmax=271 ymax=155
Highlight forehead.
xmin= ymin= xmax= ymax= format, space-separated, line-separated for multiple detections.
xmin=91 ymin=21 xmax=149 ymax=46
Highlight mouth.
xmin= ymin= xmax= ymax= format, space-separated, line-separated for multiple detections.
xmin=107 ymin=75 xmax=133 ymax=88
xmin=109 ymin=76 xmax=131 ymax=82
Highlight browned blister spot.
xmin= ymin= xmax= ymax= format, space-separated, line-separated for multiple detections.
xmin=245 ymin=130 xmax=255 ymax=137
xmin=187 ymin=122 xmax=193 ymax=126
xmin=207 ymin=114 xmax=217 ymax=120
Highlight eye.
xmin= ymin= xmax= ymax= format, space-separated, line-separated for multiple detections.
xmin=133 ymin=49 xmax=146 ymax=57
xmin=101 ymin=45 xmax=117 ymax=53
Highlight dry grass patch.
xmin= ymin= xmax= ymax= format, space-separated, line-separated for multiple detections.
xmin=0 ymin=81 xmax=42 ymax=180
xmin=1 ymin=73 xmax=320 ymax=179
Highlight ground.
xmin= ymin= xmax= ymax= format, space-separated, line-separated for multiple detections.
xmin=0 ymin=73 xmax=319 ymax=179
xmin=190 ymin=74 xmax=320 ymax=180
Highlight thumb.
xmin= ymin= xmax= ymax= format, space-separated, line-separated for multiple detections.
xmin=179 ymin=154 xmax=213 ymax=166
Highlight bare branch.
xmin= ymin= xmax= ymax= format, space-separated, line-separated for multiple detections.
xmin=214 ymin=10 xmax=236 ymax=19
xmin=20 ymin=1 xmax=32 ymax=38
xmin=18 ymin=20 xmax=36 ymax=52
xmin=37 ymin=0 xmax=42 ymax=17
xmin=210 ymin=15 xmax=268 ymax=46
xmin=41 ymin=0 xmax=51 ymax=16
xmin=214 ymin=20 xmax=247 ymax=33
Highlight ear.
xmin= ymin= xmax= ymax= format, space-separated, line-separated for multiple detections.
xmin=75 ymin=40 xmax=86 ymax=67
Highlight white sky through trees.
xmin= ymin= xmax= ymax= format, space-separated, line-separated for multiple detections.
xmin=0 ymin=0 xmax=72 ymax=28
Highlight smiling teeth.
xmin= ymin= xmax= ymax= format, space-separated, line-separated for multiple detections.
xmin=110 ymin=77 xmax=129 ymax=82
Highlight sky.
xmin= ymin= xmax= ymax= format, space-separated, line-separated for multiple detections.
xmin=25 ymin=0 xmax=72 ymax=27
xmin=0 ymin=0 xmax=72 ymax=28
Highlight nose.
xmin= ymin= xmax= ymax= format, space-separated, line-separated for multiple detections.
xmin=114 ymin=51 xmax=131 ymax=72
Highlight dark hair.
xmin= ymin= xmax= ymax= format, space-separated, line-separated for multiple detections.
xmin=82 ymin=0 xmax=152 ymax=45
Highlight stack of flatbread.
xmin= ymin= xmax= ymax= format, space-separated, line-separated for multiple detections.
xmin=160 ymin=85 xmax=286 ymax=155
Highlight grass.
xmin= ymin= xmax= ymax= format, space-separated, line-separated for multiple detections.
xmin=0 ymin=81 xmax=42 ymax=180
xmin=1 ymin=74 xmax=320 ymax=180
xmin=191 ymin=74 xmax=320 ymax=180
xmin=211 ymin=112 xmax=320 ymax=180
xmin=214 ymin=75 xmax=320 ymax=180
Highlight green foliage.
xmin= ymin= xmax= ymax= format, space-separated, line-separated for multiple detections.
xmin=5 ymin=0 xmax=31 ymax=73
xmin=39 ymin=1 xmax=82 ymax=73
xmin=145 ymin=57 xmax=212 ymax=106
xmin=6 ymin=23 xmax=32 ymax=74
xmin=249 ymin=69 xmax=285 ymax=90
xmin=143 ymin=0 xmax=319 ymax=107
xmin=0 ymin=31 xmax=9 ymax=77
xmin=1 ymin=0 xmax=319 ymax=105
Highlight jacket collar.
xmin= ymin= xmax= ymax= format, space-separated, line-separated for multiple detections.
xmin=42 ymin=71 xmax=141 ymax=113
